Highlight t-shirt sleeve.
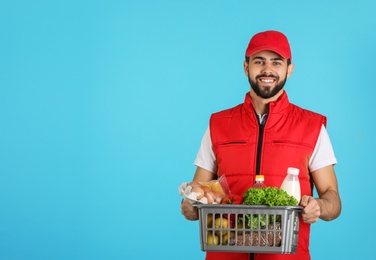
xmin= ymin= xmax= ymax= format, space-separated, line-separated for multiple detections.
xmin=194 ymin=127 xmax=217 ymax=173
xmin=309 ymin=124 xmax=338 ymax=172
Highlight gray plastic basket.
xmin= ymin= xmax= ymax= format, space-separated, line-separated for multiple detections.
xmin=194 ymin=204 xmax=302 ymax=254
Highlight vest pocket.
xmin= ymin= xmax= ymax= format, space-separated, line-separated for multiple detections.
xmin=215 ymin=141 xmax=247 ymax=146
xmin=272 ymin=140 xmax=312 ymax=149
xmin=214 ymin=141 xmax=255 ymax=183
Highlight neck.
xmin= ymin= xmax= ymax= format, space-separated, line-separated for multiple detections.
xmin=249 ymin=89 xmax=284 ymax=115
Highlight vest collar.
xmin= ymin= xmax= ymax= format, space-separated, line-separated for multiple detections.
xmin=244 ymin=90 xmax=290 ymax=115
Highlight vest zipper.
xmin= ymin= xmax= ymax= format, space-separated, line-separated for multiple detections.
xmin=250 ymin=112 xmax=267 ymax=260
xmin=255 ymin=113 xmax=267 ymax=175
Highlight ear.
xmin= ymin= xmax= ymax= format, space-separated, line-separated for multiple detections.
xmin=286 ymin=63 xmax=294 ymax=78
xmin=243 ymin=60 xmax=249 ymax=76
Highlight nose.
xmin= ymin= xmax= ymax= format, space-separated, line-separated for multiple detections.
xmin=261 ymin=63 xmax=273 ymax=74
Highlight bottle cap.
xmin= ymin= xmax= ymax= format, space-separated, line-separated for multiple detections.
xmin=287 ymin=167 xmax=300 ymax=175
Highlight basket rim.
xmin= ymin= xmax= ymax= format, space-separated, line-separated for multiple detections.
xmin=193 ymin=204 xmax=303 ymax=211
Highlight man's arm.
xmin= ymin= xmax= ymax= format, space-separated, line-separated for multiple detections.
xmin=300 ymin=165 xmax=341 ymax=223
xmin=180 ymin=167 xmax=215 ymax=220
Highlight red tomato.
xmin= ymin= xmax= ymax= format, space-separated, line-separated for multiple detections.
xmin=221 ymin=194 xmax=243 ymax=204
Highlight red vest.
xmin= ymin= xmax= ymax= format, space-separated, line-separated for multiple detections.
xmin=206 ymin=91 xmax=326 ymax=260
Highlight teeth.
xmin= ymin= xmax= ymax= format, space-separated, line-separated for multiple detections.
xmin=261 ymin=79 xmax=274 ymax=83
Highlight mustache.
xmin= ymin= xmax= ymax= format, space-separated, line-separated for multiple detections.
xmin=256 ymin=74 xmax=278 ymax=79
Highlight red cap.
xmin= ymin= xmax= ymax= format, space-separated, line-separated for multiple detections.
xmin=245 ymin=30 xmax=292 ymax=60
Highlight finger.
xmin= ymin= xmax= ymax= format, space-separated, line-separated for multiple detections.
xmin=300 ymin=195 xmax=310 ymax=206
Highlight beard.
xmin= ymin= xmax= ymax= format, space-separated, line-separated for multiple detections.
xmin=248 ymin=73 xmax=288 ymax=99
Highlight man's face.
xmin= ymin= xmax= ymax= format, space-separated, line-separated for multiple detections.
xmin=244 ymin=51 xmax=294 ymax=99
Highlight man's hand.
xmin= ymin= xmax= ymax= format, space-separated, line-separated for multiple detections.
xmin=181 ymin=199 xmax=199 ymax=220
xmin=300 ymin=195 xmax=321 ymax=224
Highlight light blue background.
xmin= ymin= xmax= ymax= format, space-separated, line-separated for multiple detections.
xmin=0 ymin=1 xmax=374 ymax=259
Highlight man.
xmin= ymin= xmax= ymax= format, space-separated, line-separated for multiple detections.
xmin=181 ymin=30 xmax=341 ymax=260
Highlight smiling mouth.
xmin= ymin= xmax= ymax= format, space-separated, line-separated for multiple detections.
xmin=258 ymin=77 xmax=277 ymax=84
xmin=260 ymin=78 xmax=275 ymax=83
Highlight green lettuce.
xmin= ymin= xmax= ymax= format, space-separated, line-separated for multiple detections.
xmin=243 ymin=187 xmax=298 ymax=207
xmin=242 ymin=187 xmax=298 ymax=229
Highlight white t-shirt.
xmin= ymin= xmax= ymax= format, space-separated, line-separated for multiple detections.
xmin=194 ymin=124 xmax=337 ymax=173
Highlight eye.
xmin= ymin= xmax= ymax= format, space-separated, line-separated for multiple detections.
xmin=273 ymin=61 xmax=282 ymax=66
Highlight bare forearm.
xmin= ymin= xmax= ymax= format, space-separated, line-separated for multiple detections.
xmin=308 ymin=165 xmax=342 ymax=222
xmin=317 ymin=189 xmax=341 ymax=221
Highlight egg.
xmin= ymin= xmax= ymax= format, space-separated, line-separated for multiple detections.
xmin=191 ymin=186 xmax=205 ymax=200
xmin=205 ymin=191 xmax=215 ymax=204
xmin=212 ymin=191 xmax=225 ymax=204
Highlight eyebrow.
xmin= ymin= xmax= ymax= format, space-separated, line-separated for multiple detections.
xmin=252 ymin=56 xmax=284 ymax=61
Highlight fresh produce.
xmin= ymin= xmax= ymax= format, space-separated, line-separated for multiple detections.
xmin=206 ymin=232 xmax=219 ymax=245
xmin=206 ymin=214 xmax=213 ymax=228
xmin=221 ymin=194 xmax=243 ymax=204
xmin=221 ymin=231 xmax=235 ymax=245
xmin=214 ymin=217 xmax=229 ymax=236
xmin=205 ymin=187 xmax=299 ymax=246
xmin=242 ymin=187 xmax=298 ymax=206
xmin=242 ymin=187 xmax=298 ymax=229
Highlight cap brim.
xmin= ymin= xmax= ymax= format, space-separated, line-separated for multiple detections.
xmin=246 ymin=46 xmax=290 ymax=59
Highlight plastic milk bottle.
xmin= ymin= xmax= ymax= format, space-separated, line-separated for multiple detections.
xmin=280 ymin=167 xmax=301 ymax=204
